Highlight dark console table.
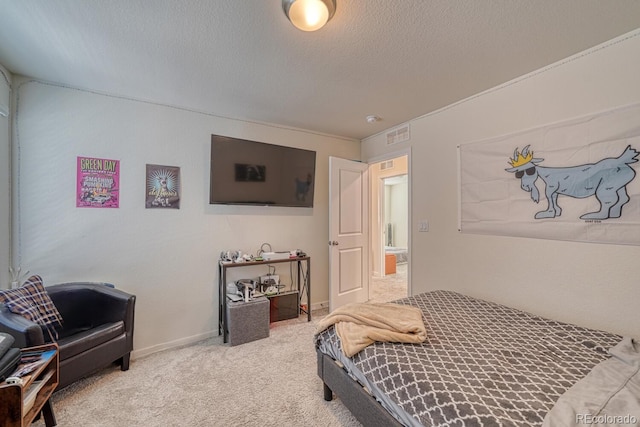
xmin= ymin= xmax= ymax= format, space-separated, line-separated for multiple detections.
xmin=218 ymin=256 xmax=311 ymax=343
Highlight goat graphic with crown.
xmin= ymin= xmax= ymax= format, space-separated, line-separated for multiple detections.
xmin=505 ymin=145 xmax=639 ymax=220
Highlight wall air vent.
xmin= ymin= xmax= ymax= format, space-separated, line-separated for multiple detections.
xmin=380 ymin=160 xmax=394 ymax=170
xmin=386 ymin=124 xmax=410 ymax=145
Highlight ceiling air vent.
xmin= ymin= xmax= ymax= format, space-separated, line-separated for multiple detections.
xmin=386 ymin=124 xmax=410 ymax=145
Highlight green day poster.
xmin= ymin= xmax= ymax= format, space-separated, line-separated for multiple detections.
xmin=76 ymin=156 xmax=120 ymax=208
xmin=145 ymin=164 xmax=180 ymax=209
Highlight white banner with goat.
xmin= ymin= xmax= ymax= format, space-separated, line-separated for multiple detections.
xmin=458 ymin=103 xmax=640 ymax=245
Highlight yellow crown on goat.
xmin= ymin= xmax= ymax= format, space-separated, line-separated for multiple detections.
xmin=509 ymin=149 xmax=534 ymax=168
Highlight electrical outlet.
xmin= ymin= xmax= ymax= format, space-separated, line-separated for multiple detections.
xmin=418 ymin=220 xmax=429 ymax=232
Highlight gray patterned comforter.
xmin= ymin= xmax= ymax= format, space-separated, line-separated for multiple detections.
xmin=315 ymin=290 xmax=622 ymax=426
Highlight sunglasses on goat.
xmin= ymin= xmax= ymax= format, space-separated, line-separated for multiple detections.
xmin=515 ymin=167 xmax=536 ymax=178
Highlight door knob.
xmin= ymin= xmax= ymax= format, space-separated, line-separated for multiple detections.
xmin=329 ymin=241 xmax=339 ymax=246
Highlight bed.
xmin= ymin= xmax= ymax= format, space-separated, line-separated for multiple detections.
xmin=315 ymin=290 xmax=634 ymax=427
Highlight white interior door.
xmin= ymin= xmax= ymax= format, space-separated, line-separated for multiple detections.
xmin=329 ymin=157 xmax=369 ymax=311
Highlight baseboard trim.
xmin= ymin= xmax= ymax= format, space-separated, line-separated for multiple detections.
xmin=312 ymin=300 xmax=329 ymax=311
xmin=131 ymin=330 xmax=217 ymax=360
xmin=132 ymin=301 xmax=330 ymax=360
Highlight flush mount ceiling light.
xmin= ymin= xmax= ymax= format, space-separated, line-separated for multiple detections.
xmin=283 ymin=0 xmax=336 ymax=32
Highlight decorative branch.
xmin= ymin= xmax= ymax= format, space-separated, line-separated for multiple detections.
xmin=9 ymin=266 xmax=30 ymax=288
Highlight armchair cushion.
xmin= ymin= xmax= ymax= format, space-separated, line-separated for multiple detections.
xmin=57 ymin=321 xmax=124 ymax=360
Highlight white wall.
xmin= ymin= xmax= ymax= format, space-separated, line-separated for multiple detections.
xmin=0 ymin=65 xmax=10 ymax=289
xmin=11 ymin=79 xmax=360 ymax=356
xmin=362 ymin=30 xmax=640 ymax=339
xmin=387 ymin=180 xmax=408 ymax=248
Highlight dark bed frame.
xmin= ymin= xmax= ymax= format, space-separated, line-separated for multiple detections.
xmin=317 ymin=350 xmax=403 ymax=427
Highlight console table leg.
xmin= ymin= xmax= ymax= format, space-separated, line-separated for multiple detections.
xmin=42 ymin=399 xmax=57 ymax=426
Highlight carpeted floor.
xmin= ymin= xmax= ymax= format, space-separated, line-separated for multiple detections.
xmin=368 ymin=263 xmax=408 ymax=303
xmin=33 ymin=311 xmax=361 ymax=427
xmin=33 ymin=269 xmax=407 ymax=426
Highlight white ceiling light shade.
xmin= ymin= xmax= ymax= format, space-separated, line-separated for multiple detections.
xmin=283 ymin=0 xmax=336 ymax=32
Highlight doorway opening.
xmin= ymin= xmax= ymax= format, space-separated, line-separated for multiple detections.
xmin=369 ymin=154 xmax=409 ymax=303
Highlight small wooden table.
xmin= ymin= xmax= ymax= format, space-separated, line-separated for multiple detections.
xmin=0 ymin=343 xmax=59 ymax=427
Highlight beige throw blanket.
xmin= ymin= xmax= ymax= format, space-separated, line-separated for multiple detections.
xmin=315 ymin=302 xmax=427 ymax=357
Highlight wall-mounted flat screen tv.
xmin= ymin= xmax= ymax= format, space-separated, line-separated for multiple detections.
xmin=210 ymin=134 xmax=316 ymax=207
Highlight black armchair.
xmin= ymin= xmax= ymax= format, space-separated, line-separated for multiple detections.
xmin=0 ymin=282 xmax=135 ymax=389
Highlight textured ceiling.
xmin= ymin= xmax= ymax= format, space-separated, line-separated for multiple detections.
xmin=0 ymin=0 xmax=639 ymax=140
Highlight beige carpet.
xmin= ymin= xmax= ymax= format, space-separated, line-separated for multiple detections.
xmin=33 ymin=271 xmax=408 ymax=427
xmin=368 ymin=263 xmax=408 ymax=303
xmin=33 ymin=312 xmax=362 ymax=427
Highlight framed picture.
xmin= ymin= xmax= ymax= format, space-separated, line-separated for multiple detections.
xmin=146 ymin=164 xmax=180 ymax=209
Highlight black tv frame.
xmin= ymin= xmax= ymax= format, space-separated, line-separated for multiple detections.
xmin=209 ymin=134 xmax=316 ymax=208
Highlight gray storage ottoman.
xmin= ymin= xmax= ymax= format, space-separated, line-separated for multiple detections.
xmin=226 ymin=296 xmax=270 ymax=346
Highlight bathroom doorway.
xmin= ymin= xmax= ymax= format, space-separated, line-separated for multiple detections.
xmin=369 ymin=154 xmax=409 ymax=303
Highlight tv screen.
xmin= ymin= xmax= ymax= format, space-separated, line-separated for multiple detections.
xmin=210 ymin=134 xmax=316 ymax=207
